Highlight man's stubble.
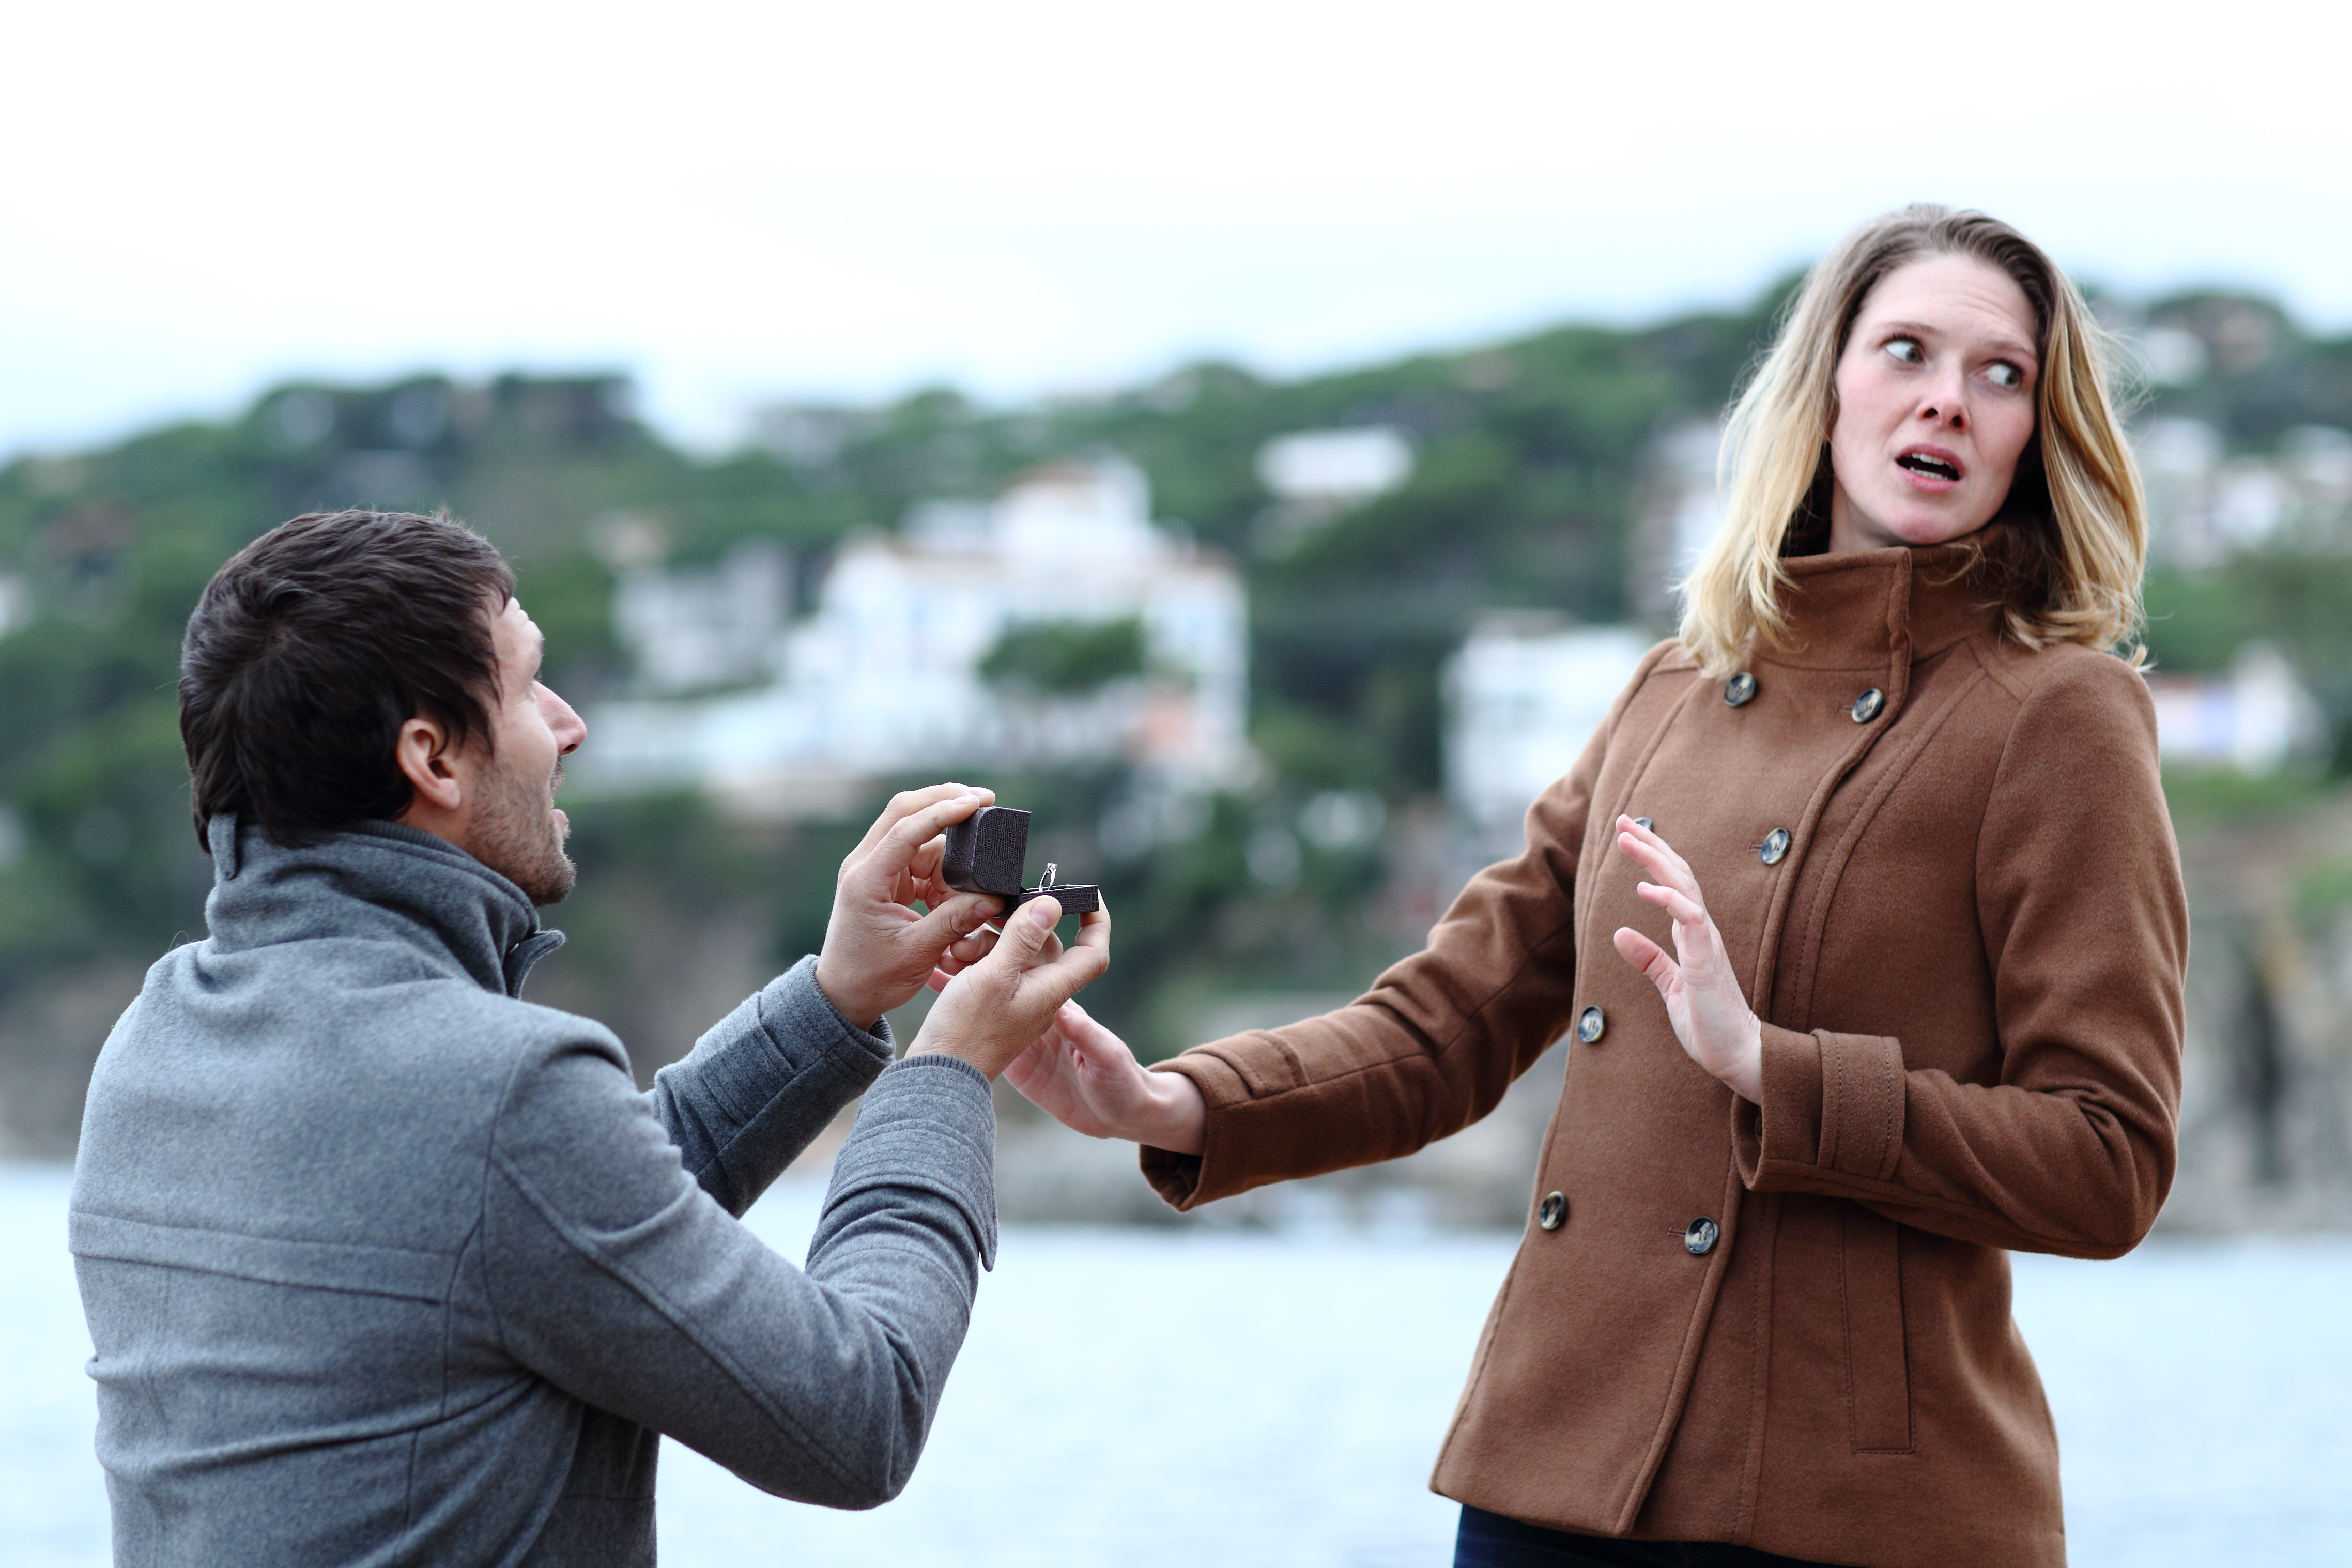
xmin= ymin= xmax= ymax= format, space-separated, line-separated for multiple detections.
xmin=472 ymin=755 xmax=576 ymax=906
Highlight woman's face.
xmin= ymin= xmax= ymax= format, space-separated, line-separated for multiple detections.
xmin=1826 ymin=253 xmax=2040 ymax=553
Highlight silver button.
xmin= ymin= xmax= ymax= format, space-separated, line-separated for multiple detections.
xmin=1851 ymin=687 xmax=1886 ymax=724
xmin=1760 ymin=828 xmax=1791 ymax=866
xmin=1575 ymin=1006 xmax=1606 ymax=1044
xmin=1684 ymin=1217 xmax=1719 ymax=1255
xmin=1632 ymin=816 xmax=1653 ymax=832
xmin=1538 ymin=1191 xmax=1567 ymax=1231
xmin=1723 ymin=672 xmax=1758 ymax=707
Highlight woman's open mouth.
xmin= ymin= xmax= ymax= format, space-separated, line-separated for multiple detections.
xmin=1896 ymin=449 xmax=1963 ymax=484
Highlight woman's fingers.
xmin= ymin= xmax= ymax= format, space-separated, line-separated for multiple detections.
xmin=1612 ymin=925 xmax=1677 ymax=988
xmin=1613 ymin=816 xmax=1703 ymax=905
xmin=1633 ymin=880 xmax=1711 ymax=932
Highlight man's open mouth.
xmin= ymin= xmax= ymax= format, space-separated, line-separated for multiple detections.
xmin=1897 ymin=452 xmax=1962 ymax=482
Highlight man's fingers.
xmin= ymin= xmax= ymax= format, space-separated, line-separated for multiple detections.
xmin=850 ymin=783 xmax=981 ymax=862
xmin=905 ymin=892 xmax=1002 ymax=955
xmin=983 ymin=896 xmax=1063 ymax=972
xmin=869 ymin=794 xmax=992 ymax=884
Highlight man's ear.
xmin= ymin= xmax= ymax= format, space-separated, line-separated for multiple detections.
xmin=393 ymin=715 xmax=465 ymax=816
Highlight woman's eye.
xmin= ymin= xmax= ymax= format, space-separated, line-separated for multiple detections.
xmin=1985 ymin=361 xmax=2024 ymax=389
xmin=1885 ymin=337 xmax=1922 ymax=364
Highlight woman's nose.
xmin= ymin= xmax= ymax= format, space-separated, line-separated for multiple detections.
xmin=1919 ymin=371 xmax=1970 ymax=431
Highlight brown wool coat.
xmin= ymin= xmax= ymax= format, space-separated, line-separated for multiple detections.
xmin=1142 ymin=545 xmax=2188 ymax=1568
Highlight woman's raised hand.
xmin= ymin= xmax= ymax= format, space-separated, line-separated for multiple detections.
xmin=1002 ymin=999 xmax=1207 ymax=1155
xmin=1608 ymin=814 xmax=1765 ymax=1103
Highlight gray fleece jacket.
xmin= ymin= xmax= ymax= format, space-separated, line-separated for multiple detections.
xmin=69 ymin=817 xmax=998 ymax=1567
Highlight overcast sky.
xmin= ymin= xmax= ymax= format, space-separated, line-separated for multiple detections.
xmin=4 ymin=0 xmax=2342 ymax=456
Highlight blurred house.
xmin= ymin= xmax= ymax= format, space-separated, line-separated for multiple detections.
xmin=1628 ymin=420 xmax=1723 ymax=624
xmin=2136 ymin=417 xmax=2352 ymax=568
xmin=1252 ymin=426 xmax=1412 ymax=554
xmin=581 ymin=456 xmax=1249 ymax=817
xmin=610 ymin=538 xmax=792 ymax=695
xmin=2146 ymin=643 xmax=2326 ymax=775
xmin=1444 ymin=616 xmax=1653 ymax=860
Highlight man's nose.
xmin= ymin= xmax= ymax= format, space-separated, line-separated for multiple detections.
xmin=545 ymin=688 xmax=588 ymax=755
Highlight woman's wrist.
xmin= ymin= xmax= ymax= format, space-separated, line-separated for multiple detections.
xmin=1136 ymin=1066 xmax=1208 ymax=1156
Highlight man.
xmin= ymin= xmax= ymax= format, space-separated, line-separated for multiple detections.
xmin=68 ymin=509 xmax=1106 ymax=1564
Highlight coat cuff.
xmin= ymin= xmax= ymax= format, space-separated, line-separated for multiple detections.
xmin=1734 ymin=1024 xmax=1907 ymax=1188
xmin=1136 ymin=1053 xmax=1250 ymax=1211
xmin=825 ymin=1054 xmax=1000 ymax=1269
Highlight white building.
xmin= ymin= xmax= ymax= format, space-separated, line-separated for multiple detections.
xmin=583 ymin=457 xmax=1249 ymax=818
xmin=1444 ymin=616 xmax=1653 ymax=849
xmin=2146 ymin=643 xmax=2325 ymax=775
xmin=1628 ymin=420 xmax=1724 ymax=624
xmin=1253 ymin=426 xmax=1413 ymax=554
xmin=611 ymin=539 xmax=791 ymax=695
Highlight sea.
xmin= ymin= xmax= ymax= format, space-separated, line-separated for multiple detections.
xmin=5 ymin=1163 xmax=2346 ymax=1567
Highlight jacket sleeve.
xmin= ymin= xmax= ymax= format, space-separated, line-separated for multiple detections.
xmin=483 ymin=1046 xmax=996 ymax=1509
xmin=647 ymin=955 xmax=896 ymax=1216
xmin=1137 ymin=650 xmax=1663 ymax=1209
xmin=1732 ymin=654 xmax=2189 ymax=1258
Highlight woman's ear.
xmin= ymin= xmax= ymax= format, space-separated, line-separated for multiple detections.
xmin=393 ymin=715 xmax=464 ymax=815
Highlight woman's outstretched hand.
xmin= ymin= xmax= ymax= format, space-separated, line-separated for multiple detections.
xmin=1000 ymin=1000 xmax=1207 ymax=1155
xmin=1608 ymin=814 xmax=1765 ymax=1103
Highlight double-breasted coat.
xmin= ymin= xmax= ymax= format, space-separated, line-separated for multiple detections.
xmin=1141 ymin=545 xmax=2188 ymax=1567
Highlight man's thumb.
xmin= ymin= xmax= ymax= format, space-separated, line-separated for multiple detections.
xmin=987 ymin=897 xmax=1060 ymax=970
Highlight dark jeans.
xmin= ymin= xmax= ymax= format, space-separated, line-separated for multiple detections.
xmin=1454 ymin=1506 xmax=1841 ymax=1568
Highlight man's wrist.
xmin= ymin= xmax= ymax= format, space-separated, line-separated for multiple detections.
xmin=813 ymin=954 xmax=882 ymax=1033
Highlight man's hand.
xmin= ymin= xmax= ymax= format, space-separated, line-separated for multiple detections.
xmin=908 ymin=897 xmax=1111 ymax=1080
xmin=814 ymin=785 xmax=1006 ymax=1031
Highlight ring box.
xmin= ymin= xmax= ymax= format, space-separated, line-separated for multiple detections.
xmin=941 ymin=806 xmax=1102 ymax=914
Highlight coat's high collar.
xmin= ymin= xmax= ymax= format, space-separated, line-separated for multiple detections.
xmin=1762 ymin=543 xmax=2006 ymax=672
xmin=203 ymin=815 xmax=563 ymax=998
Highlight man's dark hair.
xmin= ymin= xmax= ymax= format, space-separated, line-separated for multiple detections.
xmin=180 ymin=510 xmax=517 ymax=849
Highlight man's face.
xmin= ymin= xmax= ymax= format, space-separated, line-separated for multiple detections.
xmin=470 ymin=597 xmax=587 ymax=905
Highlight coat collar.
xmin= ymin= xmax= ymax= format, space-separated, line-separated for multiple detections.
xmin=1763 ymin=542 xmax=2005 ymax=672
xmin=204 ymin=816 xmax=564 ymax=998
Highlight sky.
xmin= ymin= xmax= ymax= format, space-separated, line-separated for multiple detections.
xmin=3 ymin=0 xmax=2344 ymax=456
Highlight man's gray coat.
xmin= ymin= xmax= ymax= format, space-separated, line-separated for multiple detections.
xmin=69 ymin=818 xmax=999 ymax=1565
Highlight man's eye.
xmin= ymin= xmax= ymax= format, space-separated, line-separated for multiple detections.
xmin=1885 ymin=337 xmax=1922 ymax=364
xmin=1985 ymin=361 xmax=2024 ymax=389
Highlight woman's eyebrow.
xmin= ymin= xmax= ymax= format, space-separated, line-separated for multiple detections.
xmin=1876 ymin=318 xmax=2039 ymax=363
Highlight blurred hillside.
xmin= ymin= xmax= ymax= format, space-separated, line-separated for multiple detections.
xmin=3 ymin=285 xmax=2351 ymax=1232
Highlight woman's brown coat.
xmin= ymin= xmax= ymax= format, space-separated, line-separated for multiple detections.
xmin=1142 ymin=546 xmax=2188 ymax=1568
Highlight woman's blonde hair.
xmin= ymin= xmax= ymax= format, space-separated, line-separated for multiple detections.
xmin=1679 ymin=204 xmax=2147 ymax=675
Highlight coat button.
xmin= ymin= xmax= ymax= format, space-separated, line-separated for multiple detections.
xmin=1538 ymin=1191 xmax=1567 ymax=1231
xmin=1851 ymin=687 xmax=1886 ymax=723
xmin=1760 ymin=828 xmax=1791 ymax=865
xmin=1723 ymin=672 xmax=1758 ymax=707
xmin=1575 ymin=1005 xmax=1606 ymax=1044
xmin=1684 ymin=1217 xmax=1719 ymax=1255
xmin=1632 ymin=816 xmax=1653 ymax=832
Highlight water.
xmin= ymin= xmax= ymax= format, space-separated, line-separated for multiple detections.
xmin=7 ymin=1163 xmax=2349 ymax=1566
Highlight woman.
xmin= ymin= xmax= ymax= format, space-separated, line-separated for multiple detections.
xmin=1006 ymin=205 xmax=2187 ymax=1567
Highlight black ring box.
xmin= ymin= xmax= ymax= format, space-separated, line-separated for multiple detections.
xmin=941 ymin=806 xmax=1102 ymax=914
